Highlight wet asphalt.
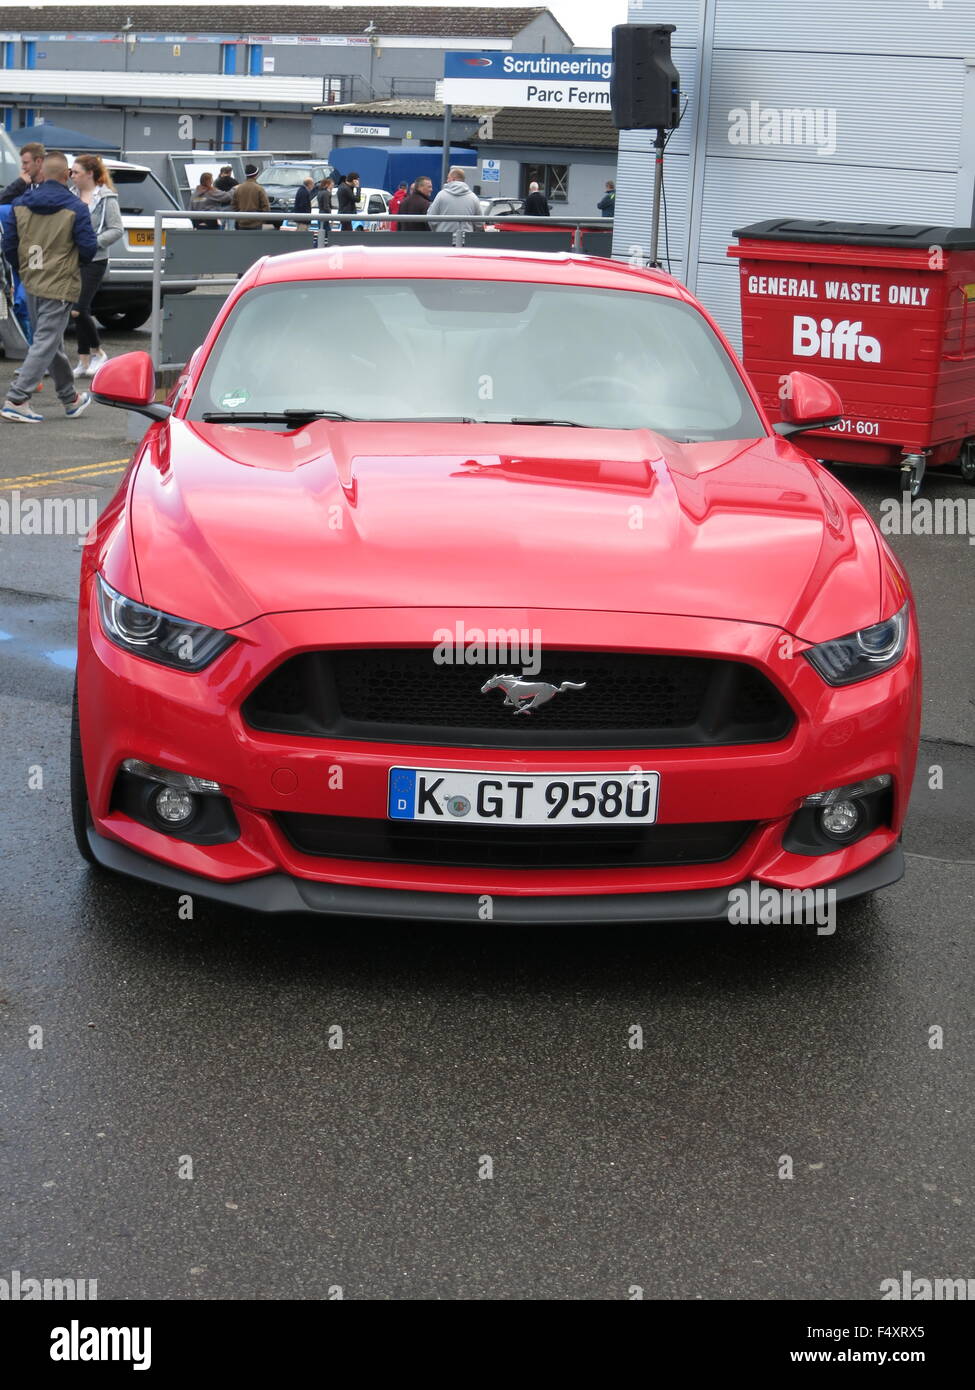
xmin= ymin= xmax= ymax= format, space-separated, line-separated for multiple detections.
xmin=0 ymin=328 xmax=972 ymax=1300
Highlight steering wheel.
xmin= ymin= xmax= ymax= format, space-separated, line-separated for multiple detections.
xmin=558 ymin=374 xmax=645 ymax=401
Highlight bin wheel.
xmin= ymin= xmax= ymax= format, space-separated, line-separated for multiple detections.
xmin=900 ymin=462 xmax=923 ymax=499
xmin=960 ymin=440 xmax=975 ymax=485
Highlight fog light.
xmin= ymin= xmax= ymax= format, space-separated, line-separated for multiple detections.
xmin=154 ymin=785 xmax=196 ymax=825
xmin=820 ymin=800 xmax=860 ymax=838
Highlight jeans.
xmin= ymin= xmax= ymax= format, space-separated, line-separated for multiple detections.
xmin=74 ymin=259 xmax=107 ymax=356
xmin=7 ymin=295 xmax=77 ymax=406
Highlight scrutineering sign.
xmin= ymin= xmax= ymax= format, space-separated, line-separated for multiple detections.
xmin=442 ymin=51 xmax=612 ymax=109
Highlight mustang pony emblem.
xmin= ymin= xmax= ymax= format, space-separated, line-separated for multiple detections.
xmin=480 ymin=674 xmax=587 ymax=715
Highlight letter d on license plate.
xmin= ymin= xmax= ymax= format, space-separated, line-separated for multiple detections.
xmin=388 ymin=767 xmax=659 ymax=825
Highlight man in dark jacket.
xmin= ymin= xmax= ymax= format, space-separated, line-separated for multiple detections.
xmin=597 ymin=181 xmax=616 ymax=217
xmin=397 ymin=177 xmax=433 ymax=231
xmin=213 ymin=166 xmax=237 ymax=192
xmin=336 ymin=173 xmax=360 ymax=219
xmin=293 ymin=178 xmax=314 ymax=218
xmin=2 ymin=152 xmax=96 ymax=423
xmin=523 ymin=181 xmax=550 ymax=217
xmin=0 ymin=141 xmax=46 ymax=206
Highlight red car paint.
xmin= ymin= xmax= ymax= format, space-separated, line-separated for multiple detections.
xmin=77 ymin=247 xmax=921 ymax=918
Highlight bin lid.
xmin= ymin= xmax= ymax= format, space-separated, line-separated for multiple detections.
xmin=733 ymin=218 xmax=975 ymax=249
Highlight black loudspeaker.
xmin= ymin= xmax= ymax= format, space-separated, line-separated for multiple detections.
xmin=610 ymin=23 xmax=681 ymax=130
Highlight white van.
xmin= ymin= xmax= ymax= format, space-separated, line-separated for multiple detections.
xmin=282 ymin=186 xmax=392 ymax=230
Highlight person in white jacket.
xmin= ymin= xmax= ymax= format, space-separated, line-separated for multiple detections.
xmin=428 ymin=168 xmax=482 ymax=235
xmin=69 ymin=155 xmax=124 ymax=376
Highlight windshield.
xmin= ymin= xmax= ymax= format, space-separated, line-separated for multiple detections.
xmin=111 ymin=169 xmax=179 ymax=215
xmin=187 ymin=278 xmax=765 ymax=440
xmin=259 ymin=166 xmax=330 ymax=188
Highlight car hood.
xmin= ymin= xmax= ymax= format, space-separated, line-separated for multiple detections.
xmin=126 ymin=419 xmax=884 ymax=642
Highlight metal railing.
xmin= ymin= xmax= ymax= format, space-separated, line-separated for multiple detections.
xmin=149 ymin=207 xmax=617 ymax=371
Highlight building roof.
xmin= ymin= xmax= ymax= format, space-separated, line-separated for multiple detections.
xmin=314 ymin=99 xmax=620 ymax=150
xmin=0 ymin=6 xmax=568 ymax=40
xmin=315 ymin=99 xmax=493 ymax=119
xmin=482 ymin=106 xmax=619 ymax=150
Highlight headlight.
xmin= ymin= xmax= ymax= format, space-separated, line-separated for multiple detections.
xmin=95 ymin=574 xmax=233 ymax=671
xmin=803 ymin=602 xmax=909 ymax=686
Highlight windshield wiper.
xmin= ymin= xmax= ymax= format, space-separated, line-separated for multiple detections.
xmin=498 ymin=417 xmax=587 ymax=427
xmin=200 ymin=409 xmax=355 ymax=424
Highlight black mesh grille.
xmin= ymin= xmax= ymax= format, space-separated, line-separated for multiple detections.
xmin=276 ymin=814 xmax=756 ymax=870
xmin=243 ymin=648 xmax=794 ymax=750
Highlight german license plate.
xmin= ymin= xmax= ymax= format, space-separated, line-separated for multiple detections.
xmin=388 ymin=768 xmax=659 ymax=825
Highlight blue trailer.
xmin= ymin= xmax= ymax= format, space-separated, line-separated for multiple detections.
xmin=327 ymin=145 xmax=477 ymax=194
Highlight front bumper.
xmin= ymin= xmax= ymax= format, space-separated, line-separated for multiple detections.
xmin=77 ymin=601 xmax=922 ymax=912
xmin=87 ymin=826 xmax=905 ymax=922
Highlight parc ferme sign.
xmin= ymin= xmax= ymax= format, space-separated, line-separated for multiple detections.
xmin=442 ymin=51 xmax=611 ymax=110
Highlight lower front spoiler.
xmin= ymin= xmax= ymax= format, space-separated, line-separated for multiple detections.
xmin=87 ymin=827 xmax=905 ymax=924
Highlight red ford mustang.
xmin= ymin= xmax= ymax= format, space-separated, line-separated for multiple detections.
xmin=75 ymin=246 xmax=921 ymax=922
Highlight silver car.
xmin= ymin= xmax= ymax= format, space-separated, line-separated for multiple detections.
xmin=257 ymin=160 xmax=335 ymax=213
xmin=95 ymin=160 xmax=191 ymax=331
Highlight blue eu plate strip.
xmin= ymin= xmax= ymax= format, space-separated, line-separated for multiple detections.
xmin=388 ymin=768 xmax=417 ymax=819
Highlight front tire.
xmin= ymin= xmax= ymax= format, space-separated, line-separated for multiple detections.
xmin=959 ymin=439 xmax=975 ymax=484
xmin=94 ymin=304 xmax=151 ymax=331
xmin=70 ymin=679 xmax=98 ymax=864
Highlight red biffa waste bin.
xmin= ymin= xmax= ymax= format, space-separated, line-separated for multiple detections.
xmin=728 ymin=218 xmax=975 ymax=494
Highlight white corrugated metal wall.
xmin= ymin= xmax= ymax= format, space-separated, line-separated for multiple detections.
xmin=614 ymin=0 xmax=975 ymax=345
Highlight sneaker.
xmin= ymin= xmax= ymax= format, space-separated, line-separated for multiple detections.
xmin=86 ymin=351 xmax=109 ymax=377
xmin=72 ymin=360 xmax=88 ymax=378
xmin=1 ymin=399 xmax=44 ymax=423
xmin=64 ymin=391 xmax=92 ymax=419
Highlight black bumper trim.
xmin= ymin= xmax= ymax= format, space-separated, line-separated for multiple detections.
xmin=86 ymin=828 xmax=904 ymax=924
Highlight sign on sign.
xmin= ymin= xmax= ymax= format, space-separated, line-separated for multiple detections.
xmin=443 ymin=51 xmax=611 ymax=110
xmin=341 ymin=124 xmax=392 ymax=137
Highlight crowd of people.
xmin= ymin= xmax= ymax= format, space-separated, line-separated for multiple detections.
xmin=1 ymin=140 xmax=121 ymax=424
xmin=186 ymin=165 xmax=617 ymax=233
xmin=188 ymin=163 xmax=488 ymax=233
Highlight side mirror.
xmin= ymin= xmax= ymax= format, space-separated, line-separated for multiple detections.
xmin=773 ymin=371 xmax=843 ymax=436
xmin=91 ymin=350 xmax=171 ymax=421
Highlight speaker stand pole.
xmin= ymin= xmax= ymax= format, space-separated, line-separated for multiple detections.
xmin=648 ymin=126 xmax=666 ymax=267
